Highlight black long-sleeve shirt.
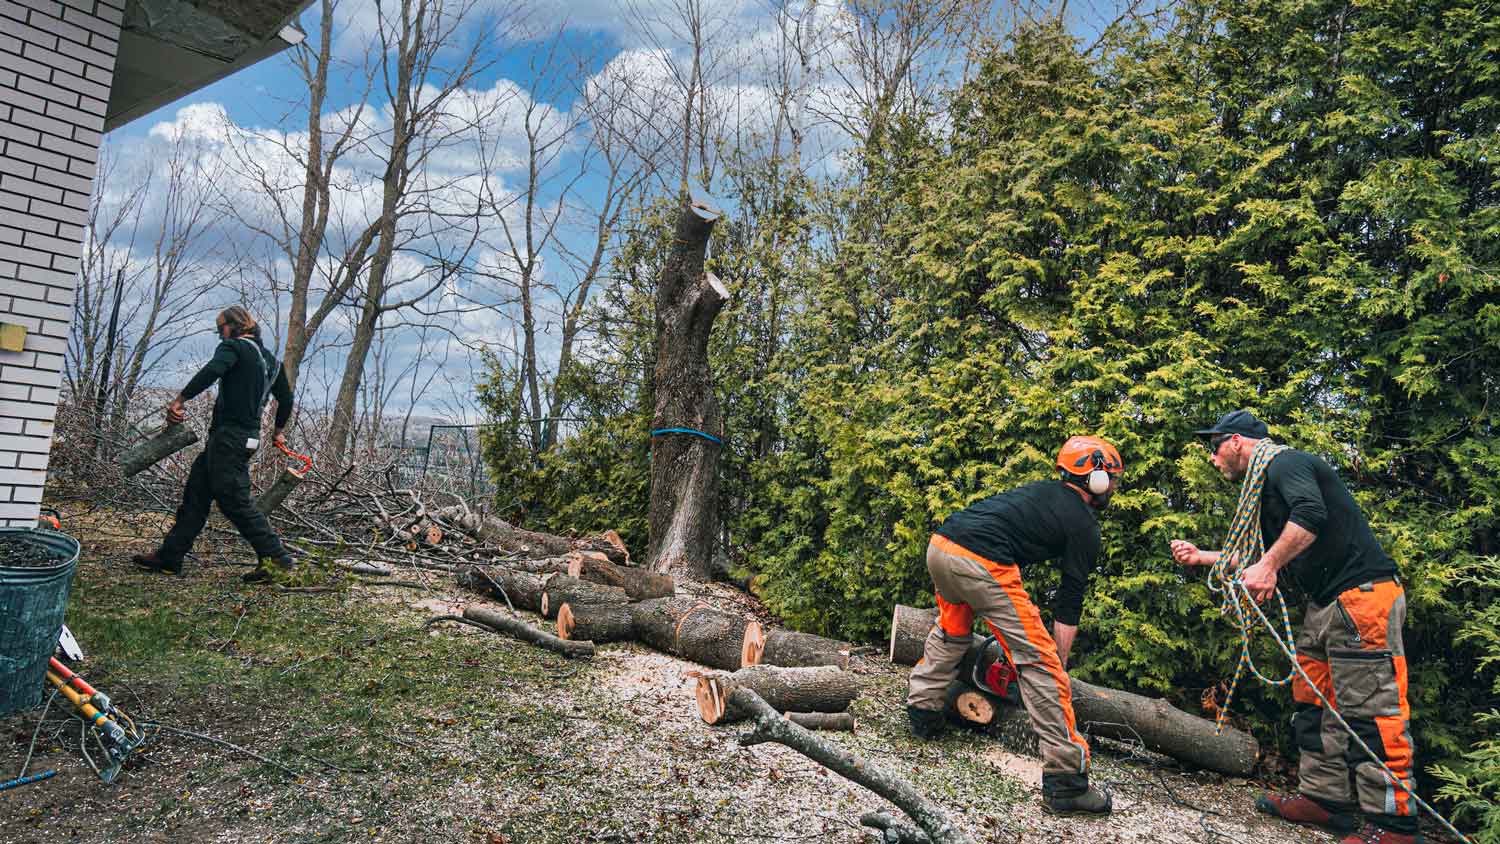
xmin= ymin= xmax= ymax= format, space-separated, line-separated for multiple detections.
xmin=181 ymin=336 xmax=292 ymax=434
xmin=1260 ymin=449 xmax=1396 ymax=606
xmin=935 ymin=480 xmax=1100 ymax=625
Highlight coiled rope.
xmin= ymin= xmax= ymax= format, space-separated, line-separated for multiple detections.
xmin=1208 ymin=438 xmax=1473 ymax=844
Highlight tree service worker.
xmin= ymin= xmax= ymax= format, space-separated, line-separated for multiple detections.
xmin=906 ymin=436 xmax=1123 ymax=817
xmin=1170 ymin=410 xmax=1418 ymax=844
xmin=132 ymin=305 xmax=297 ymax=584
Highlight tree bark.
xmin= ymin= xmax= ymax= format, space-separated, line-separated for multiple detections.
xmin=256 ymin=467 xmax=307 ymax=515
xmin=436 ymin=506 xmax=601 ymax=559
xmin=540 ymin=576 xmax=629 ymax=619
xmin=630 ymin=596 xmax=754 ymax=670
xmin=119 ymin=424 xmax=199 ymax=477
xmin=889 ymin=604 xmax=937 ymax=666
xmin=648 ymin=196 xmax=730 ymax=580
xmin=696 ymin=665 xmax=860 ymax=725
xmin=732 ymin=688 xmax=972 ymax=844
xmin=458 ymin=566 xmax=549 ymax=614
xmin=462 ymin=606 xmax=594 ymax=660
xmin=556 ymin=601 xmax=635 ymax=643
xmin=757 ymin=628 xmax=853 ymax=670
xmin=785 ymin=712 xmax=855 ymax=732
xmin=567 ymin=556 xmax=674 ymax=600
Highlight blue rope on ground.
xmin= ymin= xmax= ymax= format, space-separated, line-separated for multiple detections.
xmin=650 ymin=427 xmax=723 ymax=445
xmin=0 ymin=769 xmax=55 ymax=793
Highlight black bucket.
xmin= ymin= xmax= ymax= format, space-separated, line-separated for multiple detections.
xmin=0 ymin=527 xmax=80 ymax=716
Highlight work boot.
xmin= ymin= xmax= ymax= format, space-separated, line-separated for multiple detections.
xmin=906 ymin=705 xmax=947 ymax=740
xmin=1256 ymin=793 xmax=1359 ymax=836
xmin=241 ymin=555 xmax=295 ymax=584
xmin=131 ymin=551 xmax=181 ymax=575
xmin=1341 ymin=821 xmax=1421 ymax=844
xmin=1041 ymin=773 xmax=1112 ymax=817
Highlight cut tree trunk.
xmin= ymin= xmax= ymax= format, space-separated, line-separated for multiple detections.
xmin=696 ymin=665 xmax=860 ymax=725
xmin=631 ymin=596 xmax=754 ymax=671
xmin=573 ymin=530 xmax=629 ymax=564
xmin=256 ymin=467 xmax=307 ymax=515
xmin=955 ymin=639 xmax=1260 ymax=776
xmin=567 ymin=556 xmax=674 ymax=600
xmin=458 ymin=566 xmax=549 ymax=614
xmin=889 ymin=604 xmax=937 ymax=666
xmin=462 ymin=606 xmax=594 ymax=660
xmin=755 ymin=627 xmax=852 ymax=669
xmin=944 ymin=683 xmax=1000 ymax=727
xmin=119 ymin=424 xmax=199 ymax=477
xmin=435 ymin=506 xmax=572 ymax=556
xmin=556 ymin=601 xmax=636 ymax=643
xmin=540 ymin=576 xmax=629 ymax=619
xmin=647 ymin=195 xmax=730 ymax=581
xmin=731 ymin=687 xmax=971 ymax=844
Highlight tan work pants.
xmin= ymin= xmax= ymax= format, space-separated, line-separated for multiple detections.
xmin=907 ymin=535 xmax=1090 ymax=776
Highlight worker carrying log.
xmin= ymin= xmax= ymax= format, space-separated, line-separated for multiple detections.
xmin=906 ymin=435 xmax=1123 ymax=818
xmin=1171 ymin=410 xmax=1420 ymax=844
xmin=131 ymin=305 xmax=297 ymax=584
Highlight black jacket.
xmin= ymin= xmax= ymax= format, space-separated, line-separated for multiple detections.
xmin=181 ymin=336 xmax=292 ymax=435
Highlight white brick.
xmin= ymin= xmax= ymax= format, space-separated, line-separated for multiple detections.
xmin=0 ymin=501 xmax=43 ymax=519
xmin=31 ymin=352 xmax=61 ymax=370
xmin=22 ymin=417 xmax=52 ymax=435
xmin=0 ymin=350 xmax=35 ymax=367
xmin=0 ymin=241 xmax=53 ymax=269
xmin=0 ymin=433 xmax=48 ymax=452
xmin=9 ymin=484 xmax=42 ymax=503
xmin=0 ymin=383 xmax=27 ymax=400
xmin=8 ymin=297 xmax=70 ymax=321
xmin=16 ymin=263 xmax=76 ymax=286
xmin=0 ymin=397 xmax=56 ymax=420
xmin=26 ymin=197 xmax=90 ymax=227
xmin=2 ymin=312 xmax=40 ymax=331
xmin=22 ymin=228 xmax=82 ymax=256
xmin=1 ymin=364 xmax=62 ymax=386
xmin=17 ymin=450 xmax=47 ymax=469
xmin=38 ymin=317 xmax=66 ymax=338
xmin=0 ymin=418 xmax=22 ymax=435
xmin=0 ymin=467 xmax=45 ymax=485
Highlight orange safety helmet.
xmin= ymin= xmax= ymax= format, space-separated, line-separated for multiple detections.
xmin=1056 ymin=436 xmax=1123 ymax=495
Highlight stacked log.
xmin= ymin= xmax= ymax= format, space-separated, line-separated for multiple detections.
xmin=632 ymin=597 xmax=759 ymax=671
xmin=540 ymin=576 xmax=629 ymax=619
xmin=435 ymin=506 xmax=629 ymax=563
xmin=566 ymin=555 xmax=674 ymax=600
xmin=754 ymin=626 xmax=852 ymax=669
xmin=459 ymin=566 xmax=550 ymax=614
xmin=696 ymin=665 xmax=860 ymax=726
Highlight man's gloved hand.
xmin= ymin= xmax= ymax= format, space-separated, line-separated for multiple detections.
xmin=165 ymin=397 xmax=186 ymax=425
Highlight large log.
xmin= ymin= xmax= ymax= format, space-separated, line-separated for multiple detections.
xmin=540 ymin=575 xmax=629 ymax=619
xmin=119 ymin=424 xmax=199 ymax=477
xmin=731 ymin=688 xmax=971 ymax=844
xmin=956 ymin=640 xmax=1260 ymax=776
xmin=756 ymin=627 xmax=852 ymax=669
xmin=573 ymin=530 xmax=630 ymax=564
xmin=567 ymin=556 xmax=674 ymax=600
xmin=696 ymin=665 xmax=860 ymax=725
xmin=436 ymin=506 xmax=573 ymax=556
xmin=889 ymin=604 xmax=937 ymax=666
xmin=462 ymin=606 xmax=594 ymax=660
xmin=458 ymin=566 xmax=548 ymax=614
xmin=556 ymin=601 xmax=636 ymax=643
xmin=630 ymin=596 xmax=755 ymax=670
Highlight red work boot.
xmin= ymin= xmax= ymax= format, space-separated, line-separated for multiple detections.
xmin=131 ymin=551 xmax=182 ymax=575
xmin=1341 ymin=822 xmax=1421 ymax=844
xmin=1255 ymin=793 xmax=1359 ymax=836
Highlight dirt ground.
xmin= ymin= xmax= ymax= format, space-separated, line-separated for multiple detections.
xmin=0 ymin=507 xmax=1394 ymax=844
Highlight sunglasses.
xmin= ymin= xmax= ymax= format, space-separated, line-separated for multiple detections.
xmin=1209 ymin=434 xmax=1232 ymax=455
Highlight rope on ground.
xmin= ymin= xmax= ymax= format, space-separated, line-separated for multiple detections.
xmin=141 ymin=721 xmax=307 ymax=781
xmin=1085 ymin=720 xmax=1250 ymax=844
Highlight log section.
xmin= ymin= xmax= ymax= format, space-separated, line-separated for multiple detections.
xmin=696 ymin=665 xmax=860 ymax=725
xmin=556 ymin=602 xmax=636 ymax=643
xmin=889 ymin=605 xmax=937 ymax=666
xmin=631 ymin=596 xmax=755 ymax=670
xmin=540 ymin=576 xmax=629 ymax=619
xmin=567 ymin=556 xmax=675 ymax=600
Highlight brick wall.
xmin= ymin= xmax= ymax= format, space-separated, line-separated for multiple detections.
xmin=0 ymin=0 xmax=122 ymax=526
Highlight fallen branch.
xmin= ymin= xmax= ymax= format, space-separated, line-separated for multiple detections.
xmin=461 ymin=606 xmax=595 ymax=660
xmin=732 ymin=688 xmax=970 ymax=844
xmin=785 ymin=712 xmax=855 ymax=732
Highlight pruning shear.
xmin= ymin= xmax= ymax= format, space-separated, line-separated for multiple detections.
xmin=44 ymin=658 xmax=145 ymax=784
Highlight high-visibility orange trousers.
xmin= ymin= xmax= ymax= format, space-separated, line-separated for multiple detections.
xmin=1292 ymin=579 xmax=1417 ymax=822
xmin=907 ymin=535 xmax=1090 ymax=775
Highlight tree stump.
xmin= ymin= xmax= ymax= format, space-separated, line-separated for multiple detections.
xmin=539 ymin=575 xmax=629 ymax=619
xmin=647 ymin=193 xmax=730 ymax=580
xmin=889 ymin=604 xmax=937 ymax=666
xmin=119 ymin=424 xmax=199 ymax=477
xmin=631 ymin=596 xmax=755 ymax=670
xmin=696 ymin=665 xmax=860 ymax=725
xmin=556 ymin=602 xmax=636 ymax=643
xmin=567 ymin=555 xmax=675 ymax=600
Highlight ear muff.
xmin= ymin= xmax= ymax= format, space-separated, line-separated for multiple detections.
xmin=1085 ymin=449 xmax=1110 ymax=495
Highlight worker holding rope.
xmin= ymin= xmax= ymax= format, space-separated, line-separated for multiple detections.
xmin=1170 ymin=410 xmax=1419 ymax=844
xmin=131 ymin=305 xmax=298 ymax=585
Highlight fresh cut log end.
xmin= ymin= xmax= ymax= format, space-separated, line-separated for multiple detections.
xmin=954 ymin=690 xmax=995 ymax=725
xmin=696 ymin=675 xmax=728 ymax=724
xmin=741 ymin=620 xmax=765 ymax=668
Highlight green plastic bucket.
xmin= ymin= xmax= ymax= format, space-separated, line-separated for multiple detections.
xmin=0 ymin=527 xmax=80 ymax=716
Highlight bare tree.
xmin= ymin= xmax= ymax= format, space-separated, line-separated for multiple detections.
xmin=323 ymin=0 xmax=526 ymax=465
